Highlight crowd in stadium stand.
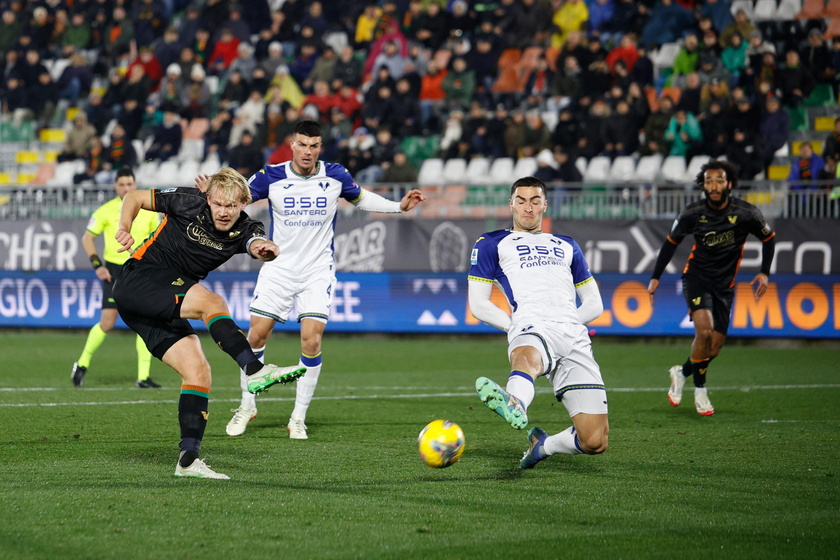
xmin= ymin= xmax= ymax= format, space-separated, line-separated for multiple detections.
xmin=0 ymin=0 xmax=838 ymax=187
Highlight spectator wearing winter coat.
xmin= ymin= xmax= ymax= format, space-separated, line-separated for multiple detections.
xmin=640 ymin=0 xmax=694 ymax=49
xmin=145 ymin=109 xmax=182 ymax=162
xmin=726 ymin=128 xmax=764 ymax=181
xmin=776 ymin=49 xmax=816 ymax=108
xmin=759 ymin=96 xmax=790 ymax=171
xmin=788 ymin=143 xmax=825 ymax=190
xmin=664 ymin=109 xmax=703 ymax=158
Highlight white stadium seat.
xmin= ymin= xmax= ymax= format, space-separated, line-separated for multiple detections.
xmin=609 ymin=156 xmax=636 ymax=181
xmin=417 ymin=158 xmax=444 ymax=185
xmin=442 ymin=158 xmax=467 ymax=183
xmin=752 ymin=0 xmax=778 ymax=20
xmin=583 ymin=156 xmax=611 ymax=181
xmin=487 ymin=157 xmax=515 ymax=185
xmin=685 ymin=155 xmax=711 ymax=183
xmin=660 ymin=156 xmax=688 ymax=183
xmin=465 ymin=157 xmax=491 ymax=183
xmin=632 ymin=154 xmax=663 ymax=182
xmin=513 ymin=156 xmax=537 ymax=178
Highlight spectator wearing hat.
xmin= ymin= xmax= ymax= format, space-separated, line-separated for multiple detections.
xmin=266 ymin=64 xmax=305 ymax=109
xmin=152 ymin=26 xmax=182 ymax=73
xmin=104 ymin=6 xmax=136 ymax=63
xmin=259 ymin=41 xmax=285 ymax=78
xmin=179 ymin=63 xmax=212 ymax=119
xmin=227 ymin=42 xmax=256 ymax=83
xmin=776 ymin=49 xmax=816 ymax=108
xmin=759 ymin=95 xmax=790 ymax=172
xmin=744 ymin=29 xmax=775 ymax=87
xmin=729 ymin=94 xmax=760 ymax=134
xmin=801 ymin=28 xmax=833 ymax=87
xmin=700 ymin=77 xmax=730 ymax=114
xmin=719 ymin=8 xmax=756 ymax=51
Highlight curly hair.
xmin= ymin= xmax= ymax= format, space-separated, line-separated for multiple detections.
xmin=206 ymin=167 xmax=252 ymax=205
xmin=696 ymin=159 xmax=739 ymax=190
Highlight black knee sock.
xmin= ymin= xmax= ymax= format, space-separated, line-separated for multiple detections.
xmin=692 ymin=359 xmax=711 ymax=388
xmin=178 ymin=387 xmax=209 ymax=467
xmin=681 ymin=358 xmax=692 ymax=378
xmin=207 ymin=315 xmax=262 ymax=375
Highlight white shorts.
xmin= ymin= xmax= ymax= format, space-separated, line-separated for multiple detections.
xmin=249 ymin=265 xmax=335 ymax=324
xmin=507 ymin=320 xmax=608 ymax=417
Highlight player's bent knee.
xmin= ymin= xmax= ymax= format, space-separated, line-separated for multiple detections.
xmin=580 ymin=434 xmax=608 ymax=455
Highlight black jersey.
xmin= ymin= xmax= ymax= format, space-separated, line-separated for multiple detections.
xmin=667 ymin=197 xmax=775 ymax=288
xmin=130 ymin=187 xmax=266 ymax=281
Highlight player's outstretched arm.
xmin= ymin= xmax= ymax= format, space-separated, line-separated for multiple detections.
xmin=249 ymin=239 xmax=279 ymax=262
xmin=400 ymin=188 xmax=426 ymax=211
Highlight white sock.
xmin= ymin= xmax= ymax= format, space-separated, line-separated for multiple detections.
xmin=291 ymin=363 xmax=321 ymax=421
xmin=543 ymin=426 xmax=584 ymax=455
xmin=506 ymin=372 xmax=535 ymax=410
xmin=239 ymin=345 xmax=265 ymax=410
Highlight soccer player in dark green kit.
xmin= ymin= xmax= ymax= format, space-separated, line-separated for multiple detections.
xmin=647 ymin=160 xmax=776 ymax=416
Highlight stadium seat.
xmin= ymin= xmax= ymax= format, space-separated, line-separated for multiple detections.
xmin=826 ymin=0 xmax=840 ymax=16
xmin=650 ymin=42 xmax=681 ymax=73
xmin=609 ymin=156 xmax=636 ymax=181
xmin=199 ymin=153 xmax=221 ymax=176
xmin=487 ymin=157 xmax=515 ymax=185
xmin=30 ymin=163 xmax=55 ymax=186
xmin=49 ymin=160 xmax=84 ymax=186
xmin=575 ymin=157 xmax=588 ymax=177
xmin=179 ymin=139 xmax=205 ymax=162
xmin=417 ymin=158 xmax=445 ymax=185
xmin=464 ymin=157 xmax=491 ymax=183
xmin=730 ymin=0 xmax=754 ymax=17
xmin=132 ymin=139 xmax=146 ymax=162
xmin=135 ymin=160 xmax=159 ymax=186
xmin=796 ymin=0 xmax=826 ymax=18
xmin=775 ymin=0 xmax=802 ymax=19
xmin=544 ymin=46 xmax=561 ymax=72
xmin=177 ymin=159 xmax=200 ymax=186
xmin=753 ymin=0 xmax=779 ymax=20
xmin=513 ymin=156 xmax=537 ymax=178
xmin=442 ymin=158 xmax=467 ymax=183
xmin=155 ymin=160 xmax=179 ymax=187
xmin=786 ymin=107 xmax=810 ymax=131
xmin=814 ymin=115 xmax=836 ymax=131
xmin=774 ymin=142 xmax=790 ymax=157
xmin=685 ymin=155 xmax=711 ymax=182
xmin=323 ymin=31 xmax=349 ymax=54
xmin=583 ymin=156 xmax=611 ymax=182
xmin=768 ymin=164 xmax=791 ymax=179
xmin=823 ymin=16 xmax=840 ymax=38
xmin=660 ymin=156 xmax=687 ymax=183
xmin=632 ymin=155 xmax=662 ymax=183
xmin=496 ymin=48 xmax=521 ymax=71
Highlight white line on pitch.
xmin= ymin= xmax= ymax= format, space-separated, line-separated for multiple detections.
xmin=1 ymin=384 xmax=839 ymax=408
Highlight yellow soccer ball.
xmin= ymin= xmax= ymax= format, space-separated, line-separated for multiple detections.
xmin=418 ymin=419 xmax=465 ymax=468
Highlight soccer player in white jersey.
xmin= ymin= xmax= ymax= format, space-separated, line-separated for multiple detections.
xmin=226 ymin=120 xmax=425 ymax=439
xmin=468 ymin=176 xmax=609 ymax=468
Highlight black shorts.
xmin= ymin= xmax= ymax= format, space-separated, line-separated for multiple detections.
xmin=101 ymin=262 xmax=123 ymax=309
xmin=112 ymin=259 xmax=199 ymax=360
xmin=682 ymin=276 xmax=734 ymax=335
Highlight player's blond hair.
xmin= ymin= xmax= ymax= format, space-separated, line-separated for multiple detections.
xmin=205 ymin=167 xmax=252 ymax=205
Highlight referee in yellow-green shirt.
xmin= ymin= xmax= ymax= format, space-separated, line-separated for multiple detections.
xmin=71 ymin=168 xmax=162 ymax=388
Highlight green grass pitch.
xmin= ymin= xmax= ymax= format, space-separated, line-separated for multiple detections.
xmin=0 ymin=330 xmax=837 ymax=559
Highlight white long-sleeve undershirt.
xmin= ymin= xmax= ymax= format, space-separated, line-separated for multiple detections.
xmin=354 ymin=189 xmax=404 ymax=213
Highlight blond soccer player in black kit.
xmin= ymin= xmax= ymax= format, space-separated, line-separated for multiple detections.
xmin=112 ymin=167 xmax=305 ymax=479
xmin=647 ymin=159 xmax=776 ymax=416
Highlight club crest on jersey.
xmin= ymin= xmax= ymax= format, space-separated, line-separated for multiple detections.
xmin=728 ymin=216 xmax=738 ymax=224
xmin=229 ymin=230 xmax=241 ymax=238
xmin=319 ymin=181 xmax=329 ymax=191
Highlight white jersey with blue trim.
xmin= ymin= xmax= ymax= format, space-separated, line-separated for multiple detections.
xmin=249 ymin=160 xmax=362 ymax=277
xmin=468 ymin=229 xmax=595 ymax=325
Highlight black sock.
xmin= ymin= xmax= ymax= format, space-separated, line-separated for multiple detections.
xmin=692 ymin=359 xmax=711 ymax=388
xmin=178 ymin=389 xmax=209 ymax=465
xmin=681 ymin=358 xmax=692 ymax=378
xmin=207 ymin=315 xmax=261 ymax=373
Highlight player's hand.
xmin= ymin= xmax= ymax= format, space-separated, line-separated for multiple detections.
xmin=400 ymin=189 xmax=426 ymax=211
xmin=750 ymin=273 xmax=769 ymax=301
xmin=115 ymin=230 xmax=135 ymax=253
xmin=95 ymin=266 xmax=112 ymax=282
xmin=195 ymin=173 xmax=210 ymax=192
xmin=647 ymin=278 xmax=659 ymax=307
xmin=251 ymin=240 xmax=278 ymax=261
